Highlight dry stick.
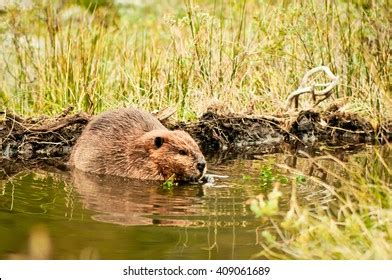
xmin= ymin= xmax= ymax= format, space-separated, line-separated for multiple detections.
xmin=28 ymin=114 xmax=90 ymax=132
xmin=4 ymin=112 xmax=89 ymax=133
xmin=285 ymin=66 xmax=339 ymax=110
xmin=153 ymin=106 xmax=177 ymax=122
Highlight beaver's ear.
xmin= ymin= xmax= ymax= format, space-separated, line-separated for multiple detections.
xmin=154 ymin=136 xmax=164 ymax=148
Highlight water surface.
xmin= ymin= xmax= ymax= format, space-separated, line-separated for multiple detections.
xmin=0 ymin=145 xmax=388 ymax=259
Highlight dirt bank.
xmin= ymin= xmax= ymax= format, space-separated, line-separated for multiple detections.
xmin=1 ymin=107 xmax=391 ymax=167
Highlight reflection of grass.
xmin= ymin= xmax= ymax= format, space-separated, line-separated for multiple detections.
xmin=0 ymin=0 xmax=390 ymax=120
xmin=249 ymin=145 xmax=392 ymax=259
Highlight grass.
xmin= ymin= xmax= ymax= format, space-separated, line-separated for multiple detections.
xmin=0 ymin=0 xmax=391 ymax=260
xmin=248 ymin=145 xmax=392 ymax=259
xmin=0 ymin=0 xmax=390 ymax=121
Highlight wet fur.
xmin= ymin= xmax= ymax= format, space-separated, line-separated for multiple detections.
xmin=69 ymin=108 xmax=206 ymax=181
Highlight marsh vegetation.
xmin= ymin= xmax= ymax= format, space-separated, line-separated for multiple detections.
xmin=0 ymin=0 xmax=390 ymax=120
xmin=0 ymin=0 xmax=391 ymax=259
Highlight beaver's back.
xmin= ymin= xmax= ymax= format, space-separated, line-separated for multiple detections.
xmin=87 ymin=107 xmax=165 ymax=137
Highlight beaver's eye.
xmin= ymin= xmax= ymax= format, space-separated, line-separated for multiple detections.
xmin=179 ymin=150 xmax=187 ymax=156
xmin=154 ymin=136 xmax=164 ymax=148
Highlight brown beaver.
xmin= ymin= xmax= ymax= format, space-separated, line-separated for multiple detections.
xmin=69 ymin=108 xmax=206 ymax=181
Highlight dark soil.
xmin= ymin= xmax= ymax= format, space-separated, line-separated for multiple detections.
xmin=0 ymin=108 xmax=89 ymax=162
xmin=173 ymin=108 xmax=388 ymax=153
xmin=0 ymin=107 xmax=390 ymax=176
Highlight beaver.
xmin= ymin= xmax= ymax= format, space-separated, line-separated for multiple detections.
xmin=69 ymin=108 xmax=206 ymax=181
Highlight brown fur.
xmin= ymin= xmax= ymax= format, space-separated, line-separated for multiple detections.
xmin=69 ymin=108 xmax=206 ymax=181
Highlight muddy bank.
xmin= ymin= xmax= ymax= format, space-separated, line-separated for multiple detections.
xmin=0 ymin=107 xmax=391 ymax=166
xmin=172 ymin=107 xmax=390 ymax=152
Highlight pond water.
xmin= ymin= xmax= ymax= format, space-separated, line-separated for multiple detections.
xmin=0 ymin=145 xmax=389 ymax=259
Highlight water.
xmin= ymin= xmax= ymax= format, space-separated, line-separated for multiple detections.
xmin=0 ymin=145 xmax=389 ymax=259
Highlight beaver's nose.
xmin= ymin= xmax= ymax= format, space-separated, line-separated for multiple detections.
xmin=197 ymin=162 xmax=206 ymax=173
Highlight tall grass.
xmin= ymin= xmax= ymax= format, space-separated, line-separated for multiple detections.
xmin=0 ymin=0 xmax=390 ymax=260
xmin=0 ymin=0 xmax=390 ymax=120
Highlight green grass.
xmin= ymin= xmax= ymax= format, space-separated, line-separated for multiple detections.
xmin=0 ymin=0 xmax=390 ymax=121
xmin=248 ymin=145 xmax=392 ymax=259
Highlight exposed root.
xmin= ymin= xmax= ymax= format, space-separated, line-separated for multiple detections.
xmin=0 ymin=107 xmax=390 ymax=170
xmin=0 ymin=107 xmax=90 ymax=161
xmin=172 ymin=111 xmax=286 ymax=151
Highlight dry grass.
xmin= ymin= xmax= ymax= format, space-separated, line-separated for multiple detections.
xmin=0 ymin=0 xmax=391 ymax=260
xmin=0 ymin=0 xmax=390 ymax=121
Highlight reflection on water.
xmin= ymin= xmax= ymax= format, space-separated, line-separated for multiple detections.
xmin=0 ymin=145 xmax=390 ymax=259
xmin=73 ymin=170 xmax=205 ymax=226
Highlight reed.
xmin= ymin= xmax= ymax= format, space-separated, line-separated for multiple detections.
xmin=0 ymin=0 xmax=390 ymax=121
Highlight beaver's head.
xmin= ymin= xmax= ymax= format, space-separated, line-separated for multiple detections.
xmin=141 ymin=129 xmax=207 ymax=182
